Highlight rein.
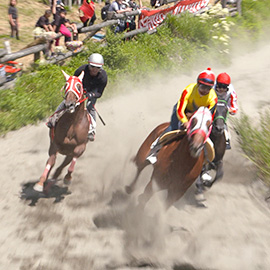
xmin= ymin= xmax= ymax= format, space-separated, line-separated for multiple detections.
xmin=213 ymin=99 xmax=229 ymax=124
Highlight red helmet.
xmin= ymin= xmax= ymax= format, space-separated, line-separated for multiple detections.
xmin=217 ymin=72 xmax=231 ymax=85
xmin=197 ymin=67 xmax=215 ymax=87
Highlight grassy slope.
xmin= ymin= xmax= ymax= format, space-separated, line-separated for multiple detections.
xmin=0 ymin=0 xmax=154 ymax=67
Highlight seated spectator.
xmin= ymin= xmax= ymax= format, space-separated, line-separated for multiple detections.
xmin=51 ymin=1 xmax=78 ymax=45
xmin=52 ymin=9 xmax=79 ymax=47
xmin=34 ymin=9 xmax=56 ymax=57
xmin=79 ymin=0 xmax=96 ymax=27
xmin=35 ymin=9 xmax=54 ymax=32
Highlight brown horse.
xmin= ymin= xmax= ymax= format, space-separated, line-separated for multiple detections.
xmin=126 ymin=107 xmax=213 ymax=209
xmin=34 ymin=70 xmax=89 ymax=193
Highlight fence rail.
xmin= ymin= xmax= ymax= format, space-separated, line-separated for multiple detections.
xmin=0 ymin=1 xmax=241 ymax=65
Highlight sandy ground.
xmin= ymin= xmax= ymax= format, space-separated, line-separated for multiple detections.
xmin=1 ymin=42 xmax=270 ymax=270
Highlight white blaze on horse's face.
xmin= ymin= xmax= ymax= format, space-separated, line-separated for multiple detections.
xmin=187 ymin=107 xmax=213 ymax=157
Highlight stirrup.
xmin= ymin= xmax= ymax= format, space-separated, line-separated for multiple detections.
xmin=146 ymin=153 xmax=157 ymax=164
xmin=226 ymin=140 xmax=231 ymax=150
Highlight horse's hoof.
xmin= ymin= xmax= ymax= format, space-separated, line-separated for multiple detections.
xmin=125 ymin=185 xmax=133 ymax=194
xmin=33 ymin=183 xmax=44 ymax=192
xmin=203 ymin=180 xmax=213 ymax=188
xmin=63 ymin=178 xmax=71 ymax=185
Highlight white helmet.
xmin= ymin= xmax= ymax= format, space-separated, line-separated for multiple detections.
xmin=88 ymin=53 xmax=104 ymax=68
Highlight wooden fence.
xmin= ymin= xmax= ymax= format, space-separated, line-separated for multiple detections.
xmin=0 ymin=0 xmax=242 ymax=65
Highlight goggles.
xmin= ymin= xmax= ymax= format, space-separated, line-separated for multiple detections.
xmin=89 ymin=64 xmax=101 ymax=69
xmin=217 ymin=83 xmax=229 ymax=90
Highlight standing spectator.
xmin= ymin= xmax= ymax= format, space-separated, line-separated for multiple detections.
xmin=79 ymin=0 xmax=96 ymax=27
xmin=101 ymin=0 xmax=111 ymax=21
xmin=8 ymin=0 xmax=19 ymax=40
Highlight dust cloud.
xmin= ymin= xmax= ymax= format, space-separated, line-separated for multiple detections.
xmin=0 ymin=43 xmax=270 ymax=270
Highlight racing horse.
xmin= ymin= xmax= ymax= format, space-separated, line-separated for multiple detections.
xmin=126 ymin=107 xmax=213 ymax=210
xmin=34 ymin=70 xmax=89 ymax=193
xmin=198 ymin=99 xmax=228 ymax=189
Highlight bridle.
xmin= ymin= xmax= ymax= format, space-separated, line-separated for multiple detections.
xmin=187 ymin=107 xmax=213 ymax=144
xmin=61 ymin=70 xmax=86 ymax=112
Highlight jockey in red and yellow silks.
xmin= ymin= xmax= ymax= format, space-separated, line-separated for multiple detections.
xmin=176 ymin=82 xmax=218 ymax=125
xmin=146 ymin=68 xmax=218 ymax=164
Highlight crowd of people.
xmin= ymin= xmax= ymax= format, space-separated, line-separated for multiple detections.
xmin=7 ymin=0 xmax=144 ymax=58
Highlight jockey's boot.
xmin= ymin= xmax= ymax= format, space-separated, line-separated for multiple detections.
xmin=46 ymin=113 xmax=59 ymax=129
xmin=226 ymin=138 xmax=231 ymax=150
xmin=146 ymin=137 xmax=162 ymax=164
xmin=201 ymin=172 xmax=212 ymax=182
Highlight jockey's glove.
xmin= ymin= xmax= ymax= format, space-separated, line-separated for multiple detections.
xmin=86 ymin=92 xmax=94 ymax=99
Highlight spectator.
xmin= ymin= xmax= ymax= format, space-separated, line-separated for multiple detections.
xmin=35 ymin=9 xmax=55 ymax=57
xmin=8 ymin=0 xmax=19 ymax=40
xmin=109 ymin=0 xmax=132 ymax=33
xmin=51 ymin=1 xmax=78 ymax=46
xmin=79 ymin=0 xmax=96 ymax=27
xmin=35 ymin=9 xmax=54 ymax=32
xmin=101 ymin=0 xmax=111 ymax=21
xmin=122 ymin=0 xmax=139 ymax=31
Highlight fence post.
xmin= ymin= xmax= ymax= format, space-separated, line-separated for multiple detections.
xmin=4 ymin=40 xmax=12 ymax=54
xmin=237 ymin=0 xmax=242 ymax=15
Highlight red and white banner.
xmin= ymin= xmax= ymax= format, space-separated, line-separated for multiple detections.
xmin=138 ymin=0 xmax=209 ymax=30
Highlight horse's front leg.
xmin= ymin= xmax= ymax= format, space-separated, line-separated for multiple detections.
xmin=195 ymin=175 xmax=206 ymax=203
xmin=63 ymin=144 xmax=86 ymax=185
xmin=137 ymin=177 xmax=155 ymax=209
xmin=213 ymin=160 xmax=224 ymax=183
xmin=52 ymin=155 xmax=73 ymax=181
xmin=34 ymin=143 xmax=57 ymax=192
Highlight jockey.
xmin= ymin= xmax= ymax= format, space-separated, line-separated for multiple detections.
xmin=47 ymin=53 xmax=108 ymax=142
xmin=201 ymin=72 xmax=238 ymax=184
xmin=146 ymin=68 xmax=218 ymax=164
xmin=215 ymin=72 xmax=238 ymax=150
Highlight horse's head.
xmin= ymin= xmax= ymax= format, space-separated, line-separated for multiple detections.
xmin=62 ymin=70 xmax=84 ymax=113
xmin=187 ymin=107 xmax=213 ymax=158
xmin=212 ymin=100 xmax=228 ymax=135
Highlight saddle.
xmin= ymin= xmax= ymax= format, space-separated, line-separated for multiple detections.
xmin=158 ymin=130 xmax=186 ymax=146
xmin=157 ymin=130 xmax=215 ymax=163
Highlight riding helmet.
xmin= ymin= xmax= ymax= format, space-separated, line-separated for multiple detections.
xmin=197 ymin=67 xmax=215 ymax=87
xmin=217 ymin=72 xmax=231 ymax=85
xmin=88 ymin=53 xmax=104 ymax=68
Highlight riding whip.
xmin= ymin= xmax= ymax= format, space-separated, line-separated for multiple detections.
xmin=93 ymin=104 xmax=106 ymax=126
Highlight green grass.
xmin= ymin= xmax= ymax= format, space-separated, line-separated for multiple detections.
xmin=233 ymin=111 xmax=270 ymax=186
xmin=2 ymin=1 xmax=270 ymax=188
xmin=2 ymin=0 xmax=270 ymax=135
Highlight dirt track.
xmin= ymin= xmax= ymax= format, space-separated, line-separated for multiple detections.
xmin=1 ymin=43 xmax=270 ymax=270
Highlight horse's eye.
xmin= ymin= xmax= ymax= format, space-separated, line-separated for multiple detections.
xmin=75 ymin=82 xmax=81 ymax=92
xmin=190 ymin=118 xmax=197 ymax=129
